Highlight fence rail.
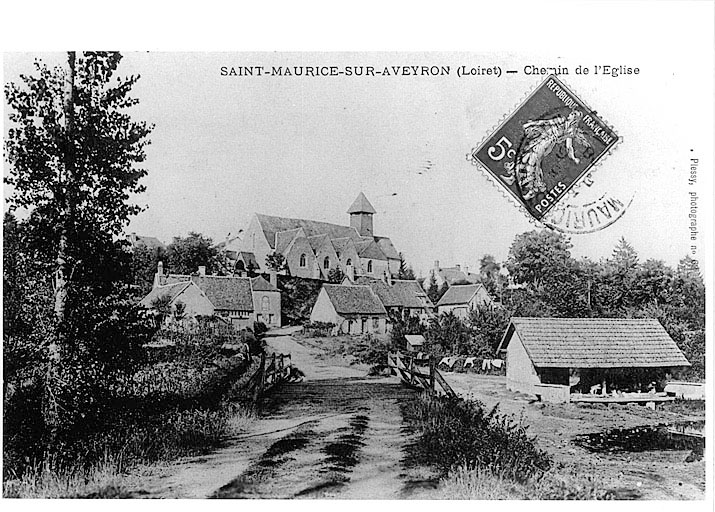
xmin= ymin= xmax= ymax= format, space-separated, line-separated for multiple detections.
xmin=387 ymin=352 xmax=456 ymax=397
xmin=245 ymin=352 xmax=293 ymax=401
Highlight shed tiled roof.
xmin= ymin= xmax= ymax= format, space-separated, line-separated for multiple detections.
xmin=405 ymin=335 xmax=425 ymax=346
xmin=140 ymin=281 xmax=191 ymax=308
xmin=500 ymin=317 xmax=691 ymax=368
xmin=323 ymin=284 xmax=387 ymax=316
xmin=436 ymin=284 xmax=485 ymax=306
xmin=437 ymin=267 xmax=479 ymax=284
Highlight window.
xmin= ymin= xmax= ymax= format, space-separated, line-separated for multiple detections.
xmin=324 ymin=256 xmax=330 ymax=269
xmin=336 ymin=251 xmax=341 ymax=258
xmin=346 ymin=258 xmax=352 ymax=266
xmin=373 ymin=317 xmax=379 ymax=329
xmin=299 ymin=254 xmax=306 ymax=267
xmin=367 ymin=260 xmax=373 ymax=273
xmin=262 ymin=296 xmax=270 ymax=311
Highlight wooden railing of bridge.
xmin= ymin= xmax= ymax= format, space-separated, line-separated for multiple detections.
xmin=387 ymin=352 xmax=456 ymax=397
xmin=246 ymin=352 xmax=293 ymax=401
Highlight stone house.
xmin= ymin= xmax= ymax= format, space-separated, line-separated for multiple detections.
xmin=144 ymin=265 xmax=282 ymax=328
xmin=427 ymin=260 xmax=480 ymax=288
xmin=348 ymin=276 xmax=433 ymax=321
xmin=435 ymin=283 xmax=494 ymax=318
xmin=309 ymin=284 xmax=388 ymax=335
xmin=223 ymin=192 xmax=400 ymax=280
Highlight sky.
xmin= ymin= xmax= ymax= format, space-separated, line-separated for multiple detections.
xmin=3 ymin=28 xmax=713 ymax=278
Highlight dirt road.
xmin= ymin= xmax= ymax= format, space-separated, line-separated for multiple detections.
xmin=136 ymin=330 xmax=434 ymax=499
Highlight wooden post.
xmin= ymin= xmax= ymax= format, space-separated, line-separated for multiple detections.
xmin=429 ymin=356 xmax=435 ymax=394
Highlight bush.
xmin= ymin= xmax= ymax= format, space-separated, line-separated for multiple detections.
xmin=402 ymin=393 xmax=551 ymax=483
xmin=253 ymin=321 xmax=268 ymax=337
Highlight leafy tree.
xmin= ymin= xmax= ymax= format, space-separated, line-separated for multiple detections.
xmin=265 ymin=252 xmax=288 ymax=273
xmin=151 ymin=294 xmax=173 ymax=325
xmin=467 ymin=303 xmax=511 ymax=353
xmin=327 ymin=267 xmax=345 ymax=283
xmin=478 ymin=254 xmax=502 ymax=296
xmin=505 ymin=229 xmax=573 ymax=286
xmin=165 ymin=232 xmax=220 ymax=275
xmin=4 ymin=52 xmax=153 ymax=437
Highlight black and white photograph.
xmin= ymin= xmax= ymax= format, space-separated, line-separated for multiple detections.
xmin=1 ymin=1 xmax=713 ymax=505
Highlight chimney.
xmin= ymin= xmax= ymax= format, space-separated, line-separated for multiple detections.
xmin=198 ymin=265 xmax=206 ymax=276
xmin=433 ymin=260 xmax=440 ymax=271
xmin=269 ymin=270 xmax=278 ymax=288
xmin=154 ymin=261 xmax=164 ymax=288
xmin=383 ymin=271 xmax=392 ymax=286
xmin=455 ymin=264 xmax=461 ymax=271
xmin=346 ymin=263 xmax=355 ymax=282
xmin=464 ymin=264 xmax=470 ymax=276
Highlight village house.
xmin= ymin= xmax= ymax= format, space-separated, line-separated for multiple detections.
xmin=435 ymin=283 xmax=494 ymax=318
xmin=309 ymin=283 xmax=388 ymax=335
xmin=220 ymin=193 xmax=401 ymax=280
xmin=141 ymin=263 xmax=282 ymax=328
xmin=348 ymin=275 xmax=433 ymax=321
xmin=427 ymin=260 xmax=480 ymax=288
xmin=497 ymin=317 xmax=691 ymax=403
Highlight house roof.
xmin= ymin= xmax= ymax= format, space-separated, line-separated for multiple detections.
xmin=322 ymin=284 xmax=387 ymax=316
xmin=405 ymin=335 xmax=426 ymax=346
xmin=251 ymin=275 xmax=279 ymax=292
xmin=354 ymin=276 xmax=401 ymax=307
xmin=129 ymin=234 xmax=165 ymax=252
xmin=139 ymin=281 xmax=192 ymax=308
xmin=436 ymin=284 xmax=485 ymax=307
xmin=392 ymin=280 xmax=432 ymax=308
xmin=498 ymin=317 xmax=691 ymax=368
xmin=347 ymin=192 xmax=376 ymax=214
xmin=188 ymin=275 xmax=255 ymax=311
xmin=437 ymin=267 xmax=480 ymax=284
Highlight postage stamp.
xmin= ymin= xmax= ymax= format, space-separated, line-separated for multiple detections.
xmin=469 ymin=75 xmax=619 ymax=221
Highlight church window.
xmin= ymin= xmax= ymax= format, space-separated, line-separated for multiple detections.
xmin=367 ymin=260 xmax=373 ymax=273
xmin=346 ymin=258 xmax=352 ymax=266
xmin=262 ymin=296 xmax=270 ymax=311
xmin=300 ymin=254 xmax=306 ymax=267
xmin=324 ymin=256 xmax=330 ymax=269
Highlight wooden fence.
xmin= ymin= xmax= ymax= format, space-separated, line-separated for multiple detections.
xmin=245 ymin=352 xmax=293 ymax=401
xmin=387 ymin=352 xmax=456 ymax=397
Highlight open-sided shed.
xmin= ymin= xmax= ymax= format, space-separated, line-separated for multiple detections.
xmin=497 ymin=317 xmax=691 ymax=403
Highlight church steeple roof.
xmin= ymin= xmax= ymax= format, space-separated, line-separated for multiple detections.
xmin=347 ymin=192 xmax=376 ymax=214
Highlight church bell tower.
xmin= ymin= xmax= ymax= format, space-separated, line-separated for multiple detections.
xmin=347 ymin=192 xmax=376 ymax=237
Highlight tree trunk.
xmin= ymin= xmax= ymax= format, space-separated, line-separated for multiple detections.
xmin=45 ymin=51 xmax=76 ymax=438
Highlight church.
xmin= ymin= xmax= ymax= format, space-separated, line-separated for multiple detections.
xmin=224 ymin=193 xmax=401 ymax=281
